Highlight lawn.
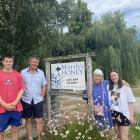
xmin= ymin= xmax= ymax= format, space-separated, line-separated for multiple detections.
xmin=132 ymin=88 xmax=140 ymax=97
xmin=129 ymin=127 xmax=140 ymax=140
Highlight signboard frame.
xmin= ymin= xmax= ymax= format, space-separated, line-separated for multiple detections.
xmin=51 ymin=61 xmax=86 ymax=91
xmin=44 ymin=52 xmax=95 ymax=122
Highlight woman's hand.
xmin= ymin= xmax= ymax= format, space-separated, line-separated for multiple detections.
xmin=122 ymin=80 xmax=129 ymax=86
xmin=129 ymin=116 xmax=134 ymax=125
xmin=94 ymin=105 xmax=104 ymax=116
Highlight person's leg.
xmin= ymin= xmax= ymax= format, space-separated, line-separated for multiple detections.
xmin=21 ymin=100 xmax=33 ymax=140
xmin=0 ymin=133 xmax=4 ymax=140
xmin=113 ymin=124 xmax=121 ymax=140
xmin=111 ymin=111 xmax=120 ymax=140
xmin=11 ymin=126 xmax=19 ymax=140
xmin=35 ymin=118 xmax=43 ymax=138
xmin=10 ymin=111 xmax=22 ymax=140
xmin=0 ymin=112 xmax=10 ymax=140
xmin=25 ymin=118 xmax=33 ymax=140
xmin=119 ymin=126 xmax=129 ymax=140
xmin=33 ymin=101 xmax=43 ymax=138
xmin=116 ymin=125 xmax=121 ymax=140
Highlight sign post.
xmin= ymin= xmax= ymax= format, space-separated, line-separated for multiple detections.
xmin=44 ymin=52 xmax=95 ymax=123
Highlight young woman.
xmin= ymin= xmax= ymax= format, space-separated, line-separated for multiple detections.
xmin=92 ymin=69 xmax=113 ymax=132
xmin=108 ymin=70 xmax=135 ymax=140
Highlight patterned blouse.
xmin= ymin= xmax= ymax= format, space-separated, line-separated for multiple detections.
xmin=92 ymin=80 xmax=113 ymax=131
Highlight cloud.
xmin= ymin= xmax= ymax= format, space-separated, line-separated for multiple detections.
xmin=57 ymin=0 xmax=140 ymax=31
xmin=83 ymin=0 xmax=140 ymax=31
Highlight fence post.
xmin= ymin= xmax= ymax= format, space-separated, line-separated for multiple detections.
xmin=86 ymin=54 xmax=94 ymax=116
xmin=45 ymin=61 xmax=51 ymax=122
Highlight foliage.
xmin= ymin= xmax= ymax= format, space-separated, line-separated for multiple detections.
xmin=41 ymin=120 xmax=109 ymax=140
xmin=0 ymin=0 xmax=140 ymax=83
xmin=68 ymin=0 xmax=92 ymax=34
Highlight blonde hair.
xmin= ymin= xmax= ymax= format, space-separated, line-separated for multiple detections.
xmin=93 ymin=69 xmax=104 ymax=77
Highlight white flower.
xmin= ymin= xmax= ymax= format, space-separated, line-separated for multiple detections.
xmin=41 ymin=133 xmax=45 ymax=136
xmin=78 ymin=132 xmax=81 ymax=136
xmin=100 ymin=132 xmax=104 ymax=137
xmin=78 ymin=121 xmax=82 ymax=125
xmin=54 ymin=132 xmax=58 ymax=136
xmin=66 ymin=130 xmax=69 ymax=135
xmin=88 ymin=137 xmax=92 ymax=140
xmin=81 ymin=122 xmax=84 ymax=125
xmin=136 ymin=127 xmax=140 ymax=130
xmin=82 ymin=135 xmax=85 ymax=138
xmin=60 ymin=133 xmax=63 ymax=136
xmin=85 ymin=130 xmax=88 ymax=133
xmin=89 ymin=125 xmax=93 ymax=130
xmin=62 ymin=135 xmax=67 ymax=138
xmin=75 ymin=136 xmax=80 ymax=139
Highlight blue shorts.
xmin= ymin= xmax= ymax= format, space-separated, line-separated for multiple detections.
xmin=0 ymin=111 xmax=22 ymax=132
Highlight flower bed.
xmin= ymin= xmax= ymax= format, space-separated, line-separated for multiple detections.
xmin=41 ymin=98 xmax=111 ymax=140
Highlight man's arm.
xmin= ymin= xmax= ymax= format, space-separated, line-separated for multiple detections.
xmin=41 ymin=72 xmax=47 ymax=97
xmin=41 ymin=85 xmax=47 ymax=97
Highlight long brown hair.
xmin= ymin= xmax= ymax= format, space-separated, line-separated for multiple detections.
xmin=109 ymin=69 xmax=123 ymax=91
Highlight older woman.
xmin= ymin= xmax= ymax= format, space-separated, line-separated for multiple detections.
xmin=92 ymin=69 xmax=113 ymax=132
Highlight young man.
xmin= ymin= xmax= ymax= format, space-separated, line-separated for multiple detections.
xmin=21 ymin=56 xmax=47 ymax=140
xmin=0 ymin=54 xmax=24 ymax=140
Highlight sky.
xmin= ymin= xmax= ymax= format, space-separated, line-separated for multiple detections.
xmin=83 ymin=0 xmax=140 ymax=32
xmin=58 ymin=0 xmax=140 ymax=36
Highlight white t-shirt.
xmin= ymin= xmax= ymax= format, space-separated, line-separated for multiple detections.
xmin=107 ymin=85 xmax=135 ymax=119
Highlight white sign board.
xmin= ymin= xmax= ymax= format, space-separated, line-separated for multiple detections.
xmin=51 ymin=61 xmax=86 ymax=90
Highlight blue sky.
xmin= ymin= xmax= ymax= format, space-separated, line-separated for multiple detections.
xmin=83 ymin=0 xmax=140 ymax=33
xmin=58 ymin=0 xmax=140 ymax=36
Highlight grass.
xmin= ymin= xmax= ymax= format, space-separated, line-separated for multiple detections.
xmin=42 ymin=120 xmax=110 ymax=140
xmin=128 ymin=114 xmax=140 ymax=140
xmin=132 ymin=88 xmax=140 ymax=97
xmin=129 ymin=127 xmax=140 ymax=140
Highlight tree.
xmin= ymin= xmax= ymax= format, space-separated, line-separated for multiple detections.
xmin=68 ymin=0 xmax=92 ymax=34
xmin=97 ymin=46 xmax=122 ymax=79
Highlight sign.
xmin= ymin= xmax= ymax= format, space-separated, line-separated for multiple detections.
xmin=51 ymin=61 xmax=86 ymax=90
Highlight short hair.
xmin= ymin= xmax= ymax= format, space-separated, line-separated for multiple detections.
xmin=29 ymin=55 xmax=40 ymax=61
xmin=2 ymin=53 xmax=14 ymax=61
xmin=93 ymin=69 xmax=104 ymax=77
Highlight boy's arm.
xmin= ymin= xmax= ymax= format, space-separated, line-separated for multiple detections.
xmin=0 ymin=96 xmax=15 ymax=111
xmin=10 ymin=89 xmax=24 ymax=106
xmin=0 ymin=96 xmax=7 ymax=107
xmin=10 ymin=73 xmax=24 ymax=106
